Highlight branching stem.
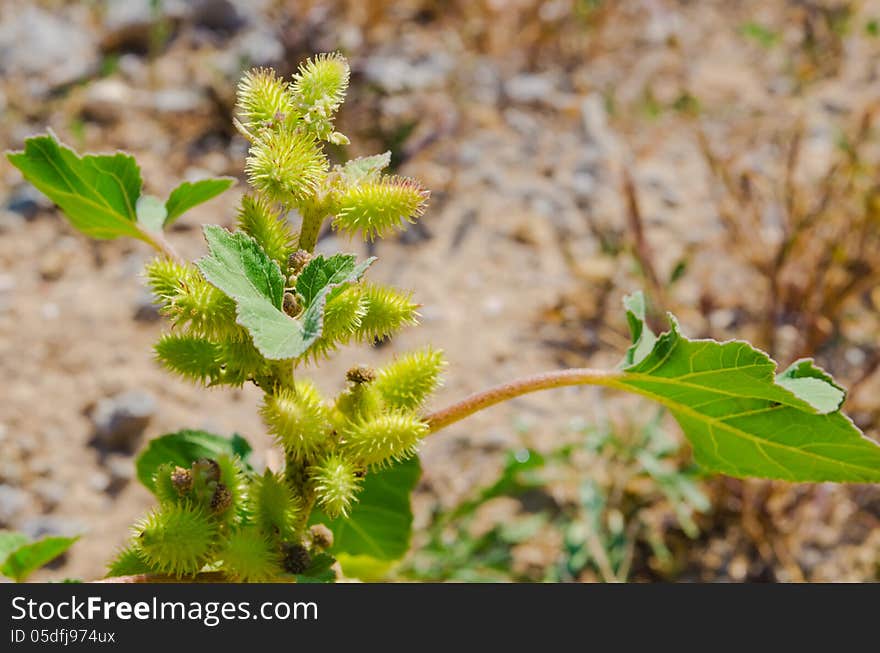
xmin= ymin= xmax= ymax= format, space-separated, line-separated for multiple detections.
xmin=423 ymin=368 xmax=622 ymax=433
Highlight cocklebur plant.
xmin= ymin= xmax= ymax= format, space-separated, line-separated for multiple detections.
xmin=8 ymin=53 xmax=880 ymax=583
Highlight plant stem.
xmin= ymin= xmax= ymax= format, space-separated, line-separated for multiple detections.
xmin=423 ymin=368 xmax=622 ymax=433
xmin=298 ymin=206 xmax=325 ymax=252
xmin=140 ymin=227 xmax=184 ymax=264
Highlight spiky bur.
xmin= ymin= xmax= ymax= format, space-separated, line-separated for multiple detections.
xmin=375 ymin=347 xmax=446 ymax=411
xmin=155 ymin=335 xmax=223 ymax=385
xmin=219 ymin=526 xmax=282 ymax=582
xmin=106 ymin=546 xmax=155 ymax=578
xmin=144 ymin=258 xmax=189 ymax=308
xmin=245 ymin=127 xmax=327 ymax=204
xmin=236 ymin=67 xmax=296 ymax=130
xmin=95 ymin=56 xmax=441 ymax=580
xmin=340 ymin=412 xmax=429 ymax=468
xmin=333 ymin=176 xmax=429 ymax=241
xmin=291 ymin=52 xmax=350 ymax=142
xmin=251 ymin=470 xmax=302 ymax=540
xmin=237 ymin=194 xmax=294 ymax=270
xmin=305 ymin=285 xmax=368 ymax=359
xmin=355 ymin=283 xmax=419 ymax=342
xmin=165 ymin=273 xmax=240 ymax=341
xmin=310 ymin=453 xmax=362 ymax=518
xmin=260 ymin=381 xmax=331 ymax=460
xmin=135 ymin=503 xmax=217 ymax=578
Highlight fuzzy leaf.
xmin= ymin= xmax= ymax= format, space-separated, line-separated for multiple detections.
xmin=165 ymin=178 xmax=235 ymax=226
xmin=621 ymin=291 xmax=657 ymax=367
xmin=338 ymin=151 xmax=391 ymax=185
xmin=310 ymin=456 xmax=420 ymax=578
xmin=614 ymin=293 xmax=880 ymax=482
xmin=1 ymin=535 xmax=79 ymax=582
xmin=197 ymin=226 xmax=373 ymax=359
xmin=296 ymin=253 xmax=376 ymax=307
xmin=136 ymin=195 xmax=167 ymax=232
xmin=136 ymin=429 xmax=252 ymax=492
xmin=7 ymin=132 xmax=148 ymax=242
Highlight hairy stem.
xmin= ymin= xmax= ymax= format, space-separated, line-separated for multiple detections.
xmin=140 ymin=227 xmax=184 ymax=264
xmin=297 ymin=206 xmax=325 ymax=252
xmin=423 ymin=368 xmax=622 ymax=433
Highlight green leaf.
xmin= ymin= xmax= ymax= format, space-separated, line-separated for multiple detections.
xmin=136 ymin=195 xmax=167 ymax=232
xmin=1 ymin=535 xmax=79 ymax=582
xmin=621 ymin=291 xmax=657 ymax=367
xmin=614 ymin=292 xmax=880 ymax=482
xmin=296 ymin=553 xmax=337 ymax=583
xmin=196 ymin=226 xmax=373 ymax=360
xmin=0 ymin=531 xmax=29 ymax=563
xmin=164 ymin=178 xmax=236 ymax=227
xmin=136 ymin=429 xmax=252 ymax=492
xmin=310 ymin=456 xmax=420 ymax=579
xmin=296 ymin=253 xmax=376 ymax=307
xmin=6 ymin=132 xmax=149 ymax=242
xmin=337 ymin=151 xmax=391 ymax=186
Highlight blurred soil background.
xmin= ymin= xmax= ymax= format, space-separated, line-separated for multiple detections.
xmin=1 ymin=0 xmax=879 ymax=581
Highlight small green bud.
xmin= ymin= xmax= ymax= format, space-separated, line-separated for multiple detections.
xmin=335 ymin=379 xmax=383 ymax=423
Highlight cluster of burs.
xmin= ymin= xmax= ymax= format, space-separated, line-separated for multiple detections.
xmin=108 ymin=54 xmax=445 ymax=580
